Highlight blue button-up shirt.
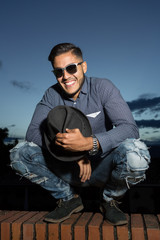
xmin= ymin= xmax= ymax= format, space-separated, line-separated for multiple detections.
xmin=26 ymin=76 xmax=139 ymax=155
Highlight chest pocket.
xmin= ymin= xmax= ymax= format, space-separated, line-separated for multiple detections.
xmin=86 ymin=110 xmax=104 ymax=133
xmin=86 ymin=110 xmax=113 ymax=134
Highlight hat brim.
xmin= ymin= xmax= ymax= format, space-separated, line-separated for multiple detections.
xmin=44 ymin=106 xmax=92 ymax=162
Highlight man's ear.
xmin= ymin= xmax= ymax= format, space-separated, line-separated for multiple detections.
xmin=82 ymin=61 xmax=87 ymax=73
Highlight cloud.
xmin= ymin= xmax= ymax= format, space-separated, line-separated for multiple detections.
xmin=138 ymin=93 xmax=156 ymax=99
xmin=127 ymin=95 xmax=160 ymax=118
xmin=154 ymin=114 xmax=159 ymax=118
xmin=136 ymin=119 xmax=160 ymax=128
xmin=144 ymin=131 xmax=149 ymax=134
xmin=153 ymin=130 xmax=159 ymax=133
xmin=10 ymin=80 xmax=31 ymax=90
xmin=129 ymin=94 xmax=160 ymax=145
xmin=7 ymin=124 xmax=16 ymax=128
xmin=127 ymin=96 xmax=160 ymax=111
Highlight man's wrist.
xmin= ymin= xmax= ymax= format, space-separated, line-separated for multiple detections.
xmin=88 ymin=135 xmax=99 ymax=156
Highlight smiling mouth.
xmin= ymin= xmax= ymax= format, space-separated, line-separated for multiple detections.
xmin=64 ymin=80 xmax=76 ymax=87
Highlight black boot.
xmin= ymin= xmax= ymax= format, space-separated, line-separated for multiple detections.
xmin=44 ymin=195 xmax=84 ymax=223
xmin=100 ymin=199 xmax=127 ymax=226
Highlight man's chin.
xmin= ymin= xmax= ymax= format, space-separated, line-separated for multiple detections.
xmin=63 ymin=89 xmax=80 ymax=99
xmin=59 ymin=76 xmax=85 ymax=99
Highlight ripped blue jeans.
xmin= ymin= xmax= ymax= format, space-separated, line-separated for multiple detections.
xmin=10 ymin=138 xmax=150 ymax=202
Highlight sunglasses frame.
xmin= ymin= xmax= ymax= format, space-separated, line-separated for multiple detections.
xmin=52 ymin=62 xmax=83 ymax=78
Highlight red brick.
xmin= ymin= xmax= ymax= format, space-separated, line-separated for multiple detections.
xmin=116 ymin=214 xmax=129 ymax=240
xmin=0 ymin=211 xmax=20 ymax=240
xmin=74 ymin=212 xmax=93 ymax=240
xmin=23 ymin=212 xmax=46 ymax=240
xmin=12 ymin=211 xmax=38 ymax=240
xmin=102 ymin=220 xmax=114 ymax=240
xmin=131 ymin=214 xmax=145 ymax=240
xmin=2 ymin=210 xmax=160 ymax=240
xmin=157 ymin=214 xmax=160 ymax=222
xmin=88 ymin=213 xmax=103 ymax=240
xmin=35 ymin=212 xmax=48 ymax=240
xmin=61 ymin=213 xmax=81 ymax=240
xmin=2 ymin=211 xmax=28 ymax=240
xmin=48 ymin=223 xmax=60 ymax=240
xmin=144 ymin=214 xmax=160 ymax=240
xmin=0 ymin=210 xmax=15 ymax=221
xmin=0 ymin=210 xmax=8 ymax=217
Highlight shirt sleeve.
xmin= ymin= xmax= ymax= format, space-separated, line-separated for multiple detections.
xmin=25 ymin=87 xmax=54 ymax=146
xmin=95 ymin=80 xmax=139 ymax=155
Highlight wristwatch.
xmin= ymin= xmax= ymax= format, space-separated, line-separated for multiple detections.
xmin=88 ymin=135 xmax=99 ymax=156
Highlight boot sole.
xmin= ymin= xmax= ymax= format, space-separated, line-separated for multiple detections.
xmin=44 ymin=204 xmax=84 ymax=223
xmin=105 ymin=218 xmax=128 ymax=226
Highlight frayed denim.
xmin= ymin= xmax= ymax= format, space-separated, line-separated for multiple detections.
xmin=10 ymin=138 xmax=150 ymax=201
xmin=102 ymin=138 xmax=150 ymax=201
xmin=10 ymin=142 xmax=75 ymax=201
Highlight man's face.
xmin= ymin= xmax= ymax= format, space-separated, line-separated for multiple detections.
xmin=53 ymin=51 xmax=87 ymax=100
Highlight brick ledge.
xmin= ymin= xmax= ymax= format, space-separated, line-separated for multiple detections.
xmin=0 ymin=210 xmax=160 ymax=240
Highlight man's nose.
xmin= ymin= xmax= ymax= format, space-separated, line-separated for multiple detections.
xmin=62 ymin=69 xmax=72 ymax=79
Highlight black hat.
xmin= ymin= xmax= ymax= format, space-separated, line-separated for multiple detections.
xmin=44 ymin=105 xmax=92 ymax=161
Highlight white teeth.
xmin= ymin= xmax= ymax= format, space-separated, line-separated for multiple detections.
xmin=65 ymin=81 xmax=75 ymax=86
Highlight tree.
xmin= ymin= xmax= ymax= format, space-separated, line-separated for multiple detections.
xmin=0 ymin=128 xmax=13 ymax=175
xmin=0 ymin=128 xmax=9 ymax=145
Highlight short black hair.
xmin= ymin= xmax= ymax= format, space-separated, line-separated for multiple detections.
xmin=48 ymin=43 xmax=83 ymax=64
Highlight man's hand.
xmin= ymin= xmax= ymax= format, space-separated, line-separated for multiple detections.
xmin=77 ymin=158 xmax=92 ymax=182
xmin=55 ymin=128 xmax=93 ymax=152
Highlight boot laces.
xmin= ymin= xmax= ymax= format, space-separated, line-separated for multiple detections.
xmin=57 ymin=199 xmax=63 ymax=208
xmin=110 ymin=200 xmax=122 ymax=211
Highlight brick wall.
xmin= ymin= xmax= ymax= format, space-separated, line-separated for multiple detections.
xmin=0 ymin=210 xmax=160 ymax=240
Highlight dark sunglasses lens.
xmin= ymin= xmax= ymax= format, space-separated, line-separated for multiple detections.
xmin=66 ymin=64 xmax=77 ymax=74
xmin=54 ymin=69 xmax=63 ymax=78
xmin=53 ymin=64 xmax=78 ymax=78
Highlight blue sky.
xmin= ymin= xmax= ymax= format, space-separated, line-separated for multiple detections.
xmin=0 ymin=0 xmax=160 ymax=145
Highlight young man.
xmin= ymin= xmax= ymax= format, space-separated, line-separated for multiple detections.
xmin=10 ymin=43 xmax=150 ymax=225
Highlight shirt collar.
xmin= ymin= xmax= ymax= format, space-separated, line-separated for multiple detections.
xmin=80 ymin=75 xmax=88 ymax=95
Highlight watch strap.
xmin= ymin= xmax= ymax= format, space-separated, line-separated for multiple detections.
xmin=88 ymin=135 xmax=99 ymax=156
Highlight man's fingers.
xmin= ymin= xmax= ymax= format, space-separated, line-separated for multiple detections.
xmin=66 ymin=128 xmax=79 ymax=133
xmin=79 ymin=164 xmax=83 ymax=178
xmin=65 ymin=128 xmax=73 ymax=133
xmin=81 ymin=164 xmax=91 ymax=182
xmin=77 ymin=159 xmax=92 ymax=183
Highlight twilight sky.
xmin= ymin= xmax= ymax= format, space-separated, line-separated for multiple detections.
xmin=0 ymin=0 xmax=160 ymax=145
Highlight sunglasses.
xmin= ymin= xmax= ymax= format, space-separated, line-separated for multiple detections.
xmin=52 ymin=62 xmax=83 ymax=78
